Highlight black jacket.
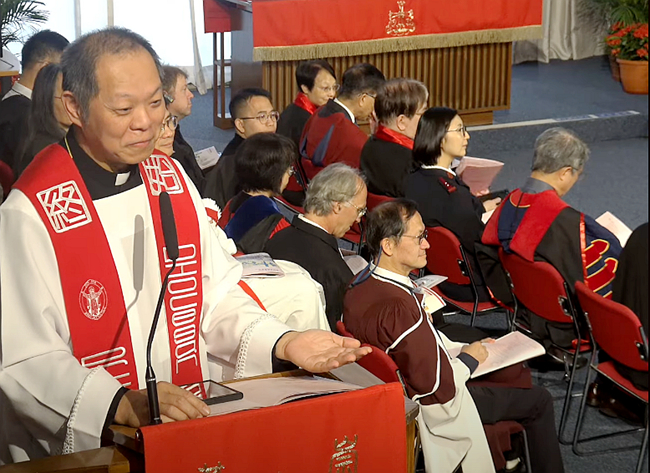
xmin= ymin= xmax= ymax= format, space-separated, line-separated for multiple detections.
xmin=360 ymin=136 xmax=412 ymax=197
xmin=0 ymin=95 xmax=30 ymax=169
xmin=265 ymin=216 xmax=353 ymax=330
xmin=172 ymin=125 xmax=205 ymax=195
xmin=203 ymin=134 xmax=244 ymax=208
xmin=277 ymin=103 xmax=311 ymax=148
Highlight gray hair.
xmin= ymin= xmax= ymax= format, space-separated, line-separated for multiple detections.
xmin=304 ymin=164 xmax=366 ymax=216
xmin=532 ymin=127 xmax=589 ymax=174
xmin=61 ymin=27 xmax=163 ymax=122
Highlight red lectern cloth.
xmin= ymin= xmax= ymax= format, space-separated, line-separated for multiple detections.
xmin=204 ymin=0 xmax=233 ymax=33
xmin=140 ymin=382 xmax=407 ymax=472
xmin=252 ymin=0 xmax=542 ymax=61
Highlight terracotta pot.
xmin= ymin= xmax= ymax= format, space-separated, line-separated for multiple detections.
xmin=617 ymin=58 xmax=648 ymax=94
xmin=609 ymin=55 xmax=621 ymax=82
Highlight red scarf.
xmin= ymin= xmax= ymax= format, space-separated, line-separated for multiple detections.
xmin=15 ymin=144 xmax=206 ymax=397
xmin=374 ymin=124 xmax=414 ymax=150
xmin=293 ymin=92 xmax=318 ymax=115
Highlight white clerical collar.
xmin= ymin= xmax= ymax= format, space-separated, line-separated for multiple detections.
xmin=334 ymin=98 xmax=356 ymax=123
xmin=421 ymin=164 xmax=456 ymax=176
xmin=115 ymin=172 xmax=131 ymax=186
xmin=2 ymin=82 xmax=32 ymax=100
xmin=372 ymin=266 xmax=414 ymax=291
xmin=298 ymin=214 xmax=331 ymax=234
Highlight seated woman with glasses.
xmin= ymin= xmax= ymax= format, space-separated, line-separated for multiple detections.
xmin=221 ymin=133 xmax=295 ymax=254
xmin=405 ymin=107 xmax=501 ymax=303
xmin=13 ymin=64 xmax=73 ymax=178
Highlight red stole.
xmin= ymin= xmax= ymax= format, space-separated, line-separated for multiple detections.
xmin=15 ymin=144 xmax=206 ymax=396
xmin=374 ymin=124 xmax=414 ymax=150
xmin=293 ymin=92 xmax=318 ymax=115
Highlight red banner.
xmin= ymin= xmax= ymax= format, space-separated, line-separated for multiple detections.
xmin=140 ymin=383 xmax=407 ymax=472
xmin=253 ymin=0 xmax=542 ymax=49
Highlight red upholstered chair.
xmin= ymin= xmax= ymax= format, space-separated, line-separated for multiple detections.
xmin=573 ymin=282 xmax=648 ymax=472
xmin=0 ymin=160 xmax=15 ymax=197
xmin=366 ymin=192 xmax=393 ymax=213
xmin=425 ymin=227 xmax=506 ymax=326
xmin=499 ymin=249 xmax=591 ymax=444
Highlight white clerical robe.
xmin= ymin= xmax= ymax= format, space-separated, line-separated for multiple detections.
xmin=0 ymin=165 xmax=293 ymax=463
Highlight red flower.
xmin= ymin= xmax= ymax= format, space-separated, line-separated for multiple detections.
xmin=607 ymin=38 xmax=622 ymax=46
xmin=611 ymin=48 xmax=621 ymax=57
xmin=634 ymin=24 xmax=649 ymax=38
xmin=637 ymin=48 xmax=648 ymax=58
xmin=611 ymin=22 xmax=623 ymax=32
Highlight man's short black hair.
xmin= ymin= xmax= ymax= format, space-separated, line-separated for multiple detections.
xmin=366 ymin=199 xmax=419 ymax=260
xmin=229 ymin=88 xmax=272 ymax=120
xmin=296 ymin=60 xmax=336 ymax=91
xmin=338 ymin=63 xmax=385 ymax=100
xmin=21 ymin=30 xmax=69 ymax=70
xmin=235 ymin=133 xmax=296 ymax=194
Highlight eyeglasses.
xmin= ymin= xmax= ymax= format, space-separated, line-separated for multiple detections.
xmin=446 ymin=125 xmax=468 ymax=136
xmin=361 ymin=92 xmax=377 ymax=99
xmin=345 ymin=201 xmax=367 ymax=217
xmin=402 ymin=228 xmax=428 ymax=244
xmin=238 ymin=111 xmax=280 ymax=124
xmin=317 ymin=84 xmax=340 ymax=93
xmin=161 ymin=114 xmax=179 ymax=132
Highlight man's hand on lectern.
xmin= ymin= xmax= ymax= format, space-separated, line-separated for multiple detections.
xmin=115 ymin=381 xmax=211 ymax=427
xmin=274 ymin=330 xmax=372 ymax=373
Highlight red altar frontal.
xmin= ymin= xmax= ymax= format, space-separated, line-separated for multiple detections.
xmin=204 ymin=0 xmax=543 ymax=126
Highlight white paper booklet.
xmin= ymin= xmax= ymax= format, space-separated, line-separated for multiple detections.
xmin=414 ymin=274 xmax=448 ymax=289
xmin=209 ymin=376 xmax=361 ymax=416
xmin=195 ymin=146 xmax=221 ymax=170
xmin=482 ymin=208 xmax=495 ymax=224
xmin=236 ymin=253 xmax=285 ymax=278
xmin=447 ymin=331 xmax=545 ymax=379
xmin=455 ymin=156 xmax=504 ymax=196
xmin=596 ymin=211 xmax=632 ymax=247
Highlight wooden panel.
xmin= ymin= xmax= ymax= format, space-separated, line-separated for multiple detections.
xmin=262 ymin=42 xmax=512 ymax=126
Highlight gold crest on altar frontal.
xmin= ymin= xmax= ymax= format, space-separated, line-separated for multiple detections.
xmin=386 ymin=1 xmax=416 ymax=37
xmin=197 ymin=462 xmax=225 ymax=473
xmin=329 ymin=435 xmax=358 ymax=473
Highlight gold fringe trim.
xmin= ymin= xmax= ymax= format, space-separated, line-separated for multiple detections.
xmin=253 ymin=25 xmax=542 ymax=62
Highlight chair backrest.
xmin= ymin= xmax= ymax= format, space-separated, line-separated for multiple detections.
xmin=425 ymin=226 xmax=471 ymax=285
xmin=366 ymin=193 xmax=393 ymax=213
xmin=336 ymin=320 xmax=354 ymax=338
xmin=575 ymin=281 xmax=649 ymax=372
xmin=499 ymin=249 xmax=574 ymax=323
xmin=499 ymin=249 xmax=574 ymax=324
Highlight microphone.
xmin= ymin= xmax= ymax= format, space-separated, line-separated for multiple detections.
xmin=145 ymin=191 xmax=179 ymax=425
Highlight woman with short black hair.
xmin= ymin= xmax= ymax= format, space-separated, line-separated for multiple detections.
xmin=223 ymin=133 xmax=295 ymax=253
xmin=406 ymin=107 xmax=501 ymax=302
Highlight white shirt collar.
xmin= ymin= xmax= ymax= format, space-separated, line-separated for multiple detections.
xmin=372 ymin=266 xmax=414 ymax=291
xmin=298 ymin=214 xmax=331 ymax=234
xmin=115 ymin=172 xmax=131 ymax=186
xmin=334 ymin=98 xmax=356 ymax=123
xmin=421 ymin=164 xmax=456 ymax=176
xmin=2 ymin=82 xmax=32 ymax=100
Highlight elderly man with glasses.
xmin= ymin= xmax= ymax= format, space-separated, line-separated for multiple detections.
xmin=265 ymin=164 xmax=367 ymax=330
xmin=204 ymin=88 xmax=279 ymax=208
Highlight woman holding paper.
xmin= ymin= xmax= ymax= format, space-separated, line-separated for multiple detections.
xmin=405 ymin=107 xmax=500 ymax=302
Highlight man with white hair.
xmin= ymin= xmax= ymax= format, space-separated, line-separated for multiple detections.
xmin=265 ymin=164 xmax=367 ymax=329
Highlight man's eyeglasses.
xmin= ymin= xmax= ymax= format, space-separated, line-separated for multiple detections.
xmin=317 ymin=84 xmax=340 ymax=93
xmin=238 ymin=111 xmax=280 ymax=124
xmin=446 ymin=125 xmax=468 ymax=136
xmin=402 ymin=229 xmax=428 ymax=244
xmin=161 ymin=115 xmax=179 ymax=132
xmin=345 ymin=201 xmax=367 ymax=217
xmin=361 ymin=92 xmax=377 ymax=99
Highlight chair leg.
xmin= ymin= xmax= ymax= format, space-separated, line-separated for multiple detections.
xmin=635 ymin=409 xmax=649 ymax=473
xmin=572 ymin=368 xmax=594 ymax=455
xmin=470 ymin=292 xmax=478 ymax=327
xmin=558 ymin=345 xmax=584 ymax=444
xmin=521 ymin=428 xmax=533 ymax=473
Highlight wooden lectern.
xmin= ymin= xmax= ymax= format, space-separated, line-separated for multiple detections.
xmin=204 ymin=0 xmax=543 ymax=128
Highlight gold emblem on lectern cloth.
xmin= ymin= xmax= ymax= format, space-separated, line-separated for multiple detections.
xmin=198 ymin=462 xmax=225 ymax=473
xmin=329 ymin=435 xmax=358 ymax=473
xmin=386 ymin=1 xmax=416 ymax=37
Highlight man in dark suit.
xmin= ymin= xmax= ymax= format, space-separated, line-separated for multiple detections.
xmin=299 ymin=63 xmax=385 ymax=180
xmin=162 ymin=66 xmax=205 ymax=194
xmin=265 ymin=164 xmax=367 ymax=329
xmin=0 ymin=30 xmax=69 ymax=170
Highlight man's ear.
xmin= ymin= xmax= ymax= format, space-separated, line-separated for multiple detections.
xmin=61 ymin=91 xmax=84 ymax=128
xmin=396 ymin=115 xmax=408 ymax=132
xmin=558 ymin=166 xmax=574 ymax=182
xmin=380 ymin=238 xmax=395 ymax=257
xmin=300 ymin=84 xmax=310 ymax=95
xmin=331 ymin=201 xmax=343 ymax=215
xmin=234 ymin=118 xmax=246 ymax=135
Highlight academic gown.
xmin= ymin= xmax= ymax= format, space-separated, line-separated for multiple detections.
xmin=0 ymin=132 xmax=292 ymax=463
xmin=277 ymin=102 xmax=312 ymax=147
xmin=299 ymin=99 xmax=368 ymax=180
xmin=172 ymin=125 xmax=206 ymax=195
xmin=359 ymin=134 xmax=412 ymax=198
xmin=343 ymin=269 xmax=494 ymax=473
xmin=265 ymin=216 xmax=353 ymax=330
xmin=0 ymin=94 xmax=30 ymax=169
xmin=405 ymin=166 xmax=491 ymax=302
xmin=203 ymin=134 xmax=244 ymax=209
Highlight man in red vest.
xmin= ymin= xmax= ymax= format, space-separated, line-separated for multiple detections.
xmin=0 ymin=27 xmax=369 ymax=464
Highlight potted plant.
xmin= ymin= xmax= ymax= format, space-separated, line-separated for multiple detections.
xmin=1 ymin=0 xmax=48 ymax=50
xmin=608 ymin=23 xmax=649 ymax=93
